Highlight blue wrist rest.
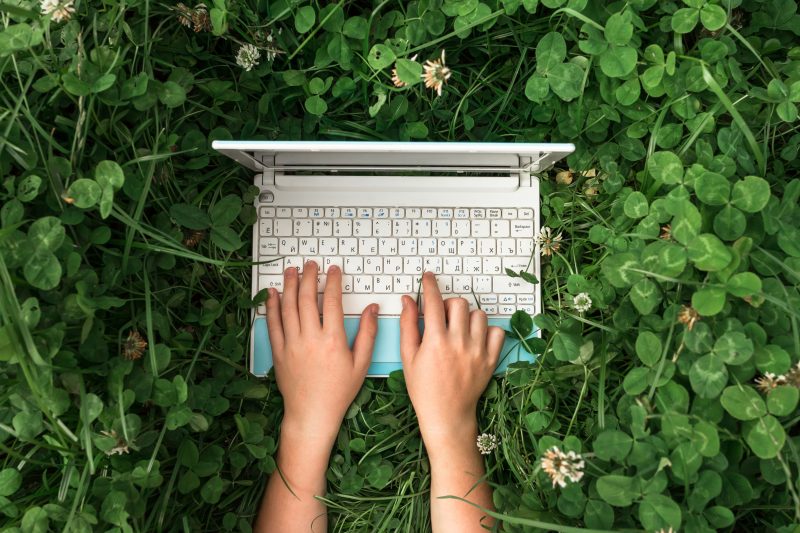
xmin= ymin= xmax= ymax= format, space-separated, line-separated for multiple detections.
xmin=251 ymin=316 xmax=537 ymax=376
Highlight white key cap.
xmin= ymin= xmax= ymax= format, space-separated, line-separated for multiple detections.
xmin=499 ymin=304 xmax=516 ymax=315
xmin=260 ymin=275 xmax=284 ymax=290
xmin=375 ymin=208 xmax=389 ymax=219
xmin=437 ymin=275 xmax=453 ymax=293
xmin=373 ymin=219 xmax=392 ymax=237
xmin=342 ymin=275 xmax=354 ymax=293
xmin=423 ymin=257 xmax=443 ymax=274
xmin=342 ymin=208 xmax=356 ymax=218
xmin=438 ymin=208 xmax=453 ymax=218
xmin=452 ymin=220 xmax=471 ymax=237
xmin=422 ymin=208 xmax=437 ymax=218
xmin=339 ymin=238 xmax=358 ymax=255
xmin=344 ymin=257 xmax=364 ymax=274
xmin=498 ymin=239 xmax=516 ymax=256
xmin=511 ymin=220 xmax=534 ymax=237
xmin=519 ymin=208 xmax=534 ymax=219
xmin=404 ymin=257 xmax=423 ymax=274
xmin=491 ymin=220 xmax=510 ymax=237
xmin=258 ymin=259 xmax=283 ymax=274
xmin=274 ymin=219 xmax=292 ymax=236
xmin=391 ymin=208 xmax=404 ymax=218
xmin=364 ymin=257 xmax=383 ymax=274
xmin=354 ymin=275 xmax=373 ymax=292
xmin=284 ymin=257 xmax=303 ymax=271
xmin=279 ymin=237 xmax=298 ymax=255
xmin=444 ymin=257 xmax=462 ymax=274
xmin=323 ymin=256 xmax=343 ymax=270
xmin=399 ymin=238 xmax=417 ymax=255
xmin=277 ymin=207 xmax=291 ymax=218
xmin=519 ymin=304 xmax=536 ymax=314
xmin=455 ymin=208 xmax=470 ymax=219
xmin=384 ymin=256 xmax=403 ymax=273
xmin=294 ymin=219 xmax=313 ymax=236
xmin=487 ymin=208 xmax=501 ymax=219
xmin=315 ymin=273 xmax=327 ymax=293
xmin=413 ymin=220 xmax=431 ymax=237
xmin=374 ymin=275 xmax=392 ymax=293
xmin=260 ymin=238 xmax=279 ymax=255
xmin=393 ymin=219 xmax=412 ymax=237
xmin=473 ymin=276 xmax=492 ymax=293
xmin=502 ymin=208 xmax=517 ymax=219
xmin=432 ymin=220 xmax=451 ymax=237
xmin=458 ymin=238 xmax=477 ymax=255
xmin=479 ymin=294 xmax=498 ymax=304
xmin=472 ymin=220 xmax=490 ymax=237
xmin=359 ymin=238 xmax=378 ymax=255
xmin=453 ymin=276 xmax=472 ymax=292
xmin=259 ymin=219 xmax=273 ymax=237
xmin=394 ymin=275 xmax=413 ymax=293
xmin=354 ymin=220 xmax=372 ymax=237
xmin=471 ymin=209 xmax=485 ymax=218
xmin=483 ymin=257 xmax=502 ymax=274
xmin=464 ymin=257 xmax=482 ymax=274
xmin=517 ymin=294 xmax=535 ymax=304
xmin=326 ymin=208 xmax=340 ymax=218
xmin=412 ymin=275 xmax=422 ymax=293
xmin=419 ymin=238 xmax=437 ymax=255
xmin=292 ymin=208 xmax=308 ymax=218
xmin=359 ymin=208 xmax=372 ymax=218
xmin=494 ymin=277 xmax=529 ymax=293
xmin=407 ymin=208 xmax=422 ymax=218
xmin=319 ymin=237 xmax=337 ymax=255
xmin=334 ymin=220 xmax=352 ymax=236
xmin=499 ymin=294 xmax=516 ymax=304
xmin=260 ymin=207 xmax=276 ymax=217
xmin=439 ymin=238 xmax=457 ymax=255
xmin=379 ymin=238 xmax=398 ymax=255
xmin=313 ymin=219 xmax=333 ymax=236
xmin=483 ymin=304 xmax=499 ymax=315
xmin=518 ymin=239 xmax=534 ymax=256
xmin=299 ymin=238 xmax=318 ymax=255
xmin=503 ymin=257 xmax=530 ymax=273
xmin=309 ymin=207 xmax=323 ymax=218
xmin=478 ymin=238 xmax=496 ymax=255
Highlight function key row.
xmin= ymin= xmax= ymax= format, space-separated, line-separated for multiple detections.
xmin=259 ymin=207 xmax=534 ymax=219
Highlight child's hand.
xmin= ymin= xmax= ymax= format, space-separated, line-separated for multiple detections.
xmin=399 ymin=272 xmax=505 ymax=450
xmin=266 ymin=261 xmax=378 ymax=440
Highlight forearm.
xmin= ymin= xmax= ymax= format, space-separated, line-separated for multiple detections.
xmin=255 ymin=420 xmax=337 ymax=532
xmin=424 ymin=421 xmax=495 ymax=532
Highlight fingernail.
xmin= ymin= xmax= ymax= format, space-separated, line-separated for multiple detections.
xmin=284 ymin=267 xmax=295 ymax=276
xmin=369 ymin=304 xmax=379 ymax=316
xmin=269 ymin=288 xmax=277 ymax=297
xmin=306 ymin=259 xmax=316 ymax=268
xmin=328 ymin=265 xmax=339 ymax=274
xmin=401 ymin=296 xmax=408 ymax=309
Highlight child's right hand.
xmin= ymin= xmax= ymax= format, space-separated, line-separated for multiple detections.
xmin=399 ymin=272 xmax=505 ymax=452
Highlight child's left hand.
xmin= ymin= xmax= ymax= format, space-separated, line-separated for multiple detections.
xmin=266 ymin=261 xmax=378 ymax=441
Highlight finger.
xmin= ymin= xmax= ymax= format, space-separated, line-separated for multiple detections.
xmin=281 ymin=267 xmax=301 ymax=338
xmin=322 ymin=265 xmax=344 ymax=333
xmin=421 ymin=271 xmax=446 ymax=334
xmin=469 ymin=309 xmax=488 ymax=347
xmin=486 ymin=326 xmax=505 ymax=367
xmin=298 ymin=260 xmax=321 ymax=331
xmin=352 ymin=304 xmax=379 ymax=374
xmin=399 ymin=295 xmax=420 ymax=363
xmin=265 ymin=288 xmax=285 ymax=357
xmin=444 ymin=297 xmax=470 ymax=338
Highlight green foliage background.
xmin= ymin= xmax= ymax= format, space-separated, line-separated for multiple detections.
xmin=1 ymin=0 xmax=800 ymax=530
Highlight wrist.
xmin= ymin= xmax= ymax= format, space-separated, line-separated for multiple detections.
xmin=280 ymin=413 xmax=340 ymax=451
xmin=420 ymin=417 xmax=479 ymax=463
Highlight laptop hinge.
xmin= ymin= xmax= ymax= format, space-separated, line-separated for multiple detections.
xmin=520 ymin=156 xmax=532 ymax=187
xmin=261 ymin=154 xmax=275 ymax=186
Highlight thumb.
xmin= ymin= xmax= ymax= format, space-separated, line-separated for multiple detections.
xmin=399 ymin=295 xmax=420 ymax=364
xmin=352 ymin=304 xmax=379 ymax=373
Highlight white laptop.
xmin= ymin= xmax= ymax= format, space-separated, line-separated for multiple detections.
xmin=212 ymin=141 xmax=574 ymax=377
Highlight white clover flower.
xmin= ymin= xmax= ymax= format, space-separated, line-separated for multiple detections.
xmin=41 ymin=0 xmax=75 ymax=23
xmin=572 ymin=292 xmax=592 ymax=313
xmin=236 ymin=44 xmax=261 ymax=72
xmin=534 ymin=226 xmax=563 ymax=257
xmin=476 ymin=433 xmax=498 ymax=455
xmin=422 ymin=50 xmax=452 ymax=96
xmin=540 ymin=447 xmax=585 ymax=488
xmin=755 ymin=372 xmax=788 ymax=394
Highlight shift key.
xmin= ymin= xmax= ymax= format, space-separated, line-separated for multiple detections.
xmin=493 ymin=276 xmax=530 ymax=293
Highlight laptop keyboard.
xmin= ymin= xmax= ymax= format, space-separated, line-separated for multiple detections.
xmin=255 ymin=207 xmax=538 ymax=316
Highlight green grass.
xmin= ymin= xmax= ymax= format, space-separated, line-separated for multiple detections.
xmin=2 ymin=0 xmax=800 ymax=531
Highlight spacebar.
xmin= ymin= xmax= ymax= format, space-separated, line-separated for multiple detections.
xmin=341 ymin=294 xmax=405 ymax=316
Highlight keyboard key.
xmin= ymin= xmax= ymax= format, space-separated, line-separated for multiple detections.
xmin=354 ymin=275 xmax=373 ymax=292
xmin=438 ymin=208 xmax=453 ymax=218
xmin=419 ymin=238 xmax=437 ymax=255
xmin=423 ymin=257 xmax=443 ymax=273
xmin=464 ymin=257 xmax=481 ymax=274
xmin=511 ymin=220 xmax=534 ymax=237
xmin=260 ymin=238 xmax=278 ymax=255
xmin=422 ymin=208 xmax=437 ymax=218
xmin=518 ymin=304 xmax=536 ymax=314
xmin=279 ymin=238 xmax=298 ymax=255
xmin=345 ymin=257 xmax=364 ymax=274
xmin=315 ymin=273 xmax=327 ymax=292
xmin=399 ymin=238 xmax=417 ymax=255
xmin=319 ymin=237 xmax=337 ymax=255
xmin=334 ymin=220 xmax=352 ymax=236
xmin=325 ymin=207 xmax=340 ymax=217
xmin=339 ymin=238 xmax=358 ymax=255
xmin=407 ymin=208 xmax=421 ymax=218
xmin=483 ymin=257 xmax=502 ymax=274
xmin=404 ymin=257 xmax=423 ymax=274
xmin=299 ymin=238 xmax=318 ymax=255
xmin=359 ymin=208 xmax=372 ymax=218
xmin=374 ymin=220 xmax=392 ymax=236
xmin=503 ymin=257 xmax=530 ymax=272
xmin=432 ymin=220 xmax=451 ymax=237
xmin=292 ymin=208 xmax=308 ymax=218
xmin=391 ymin=208 xmax=404 ymax=218
xmin=439 ymin=239 xmax=457 ymax=255
xmin=519 ymin=208 xmax=534 ymax=219
xmin=259 ymin=219 xmax=273 ymax=237
xmin=452 ymin=220 xmax=471 ymax=237
xmin=458 ymin=238 xmax=477 ymax=255
xmin=453 ymin=276 xmax=472 ymax=292
xmin=374 ymin=275 xmax=392 ymax=293
xmin=518 ymin=239 xmax=534 ymax=256
xmin=502 ymin=208 xmax=517 ymax=219
xmin=379 ymin=238 xmax=398 ymax=255
xmin=260 ymin=207 xmax=276 ymax=217
xmin=309 ymin=207 xmax=323 ymax=218
xmin=365 ymin=257 xmax=383 ymax=273
xmin=471 ymin=209 xmax=485 ymax=218
xmin=494 ymin=277 xmax=529 ymax=293
xmin=284 ymin=257 xmax=303 ymax=271
xmin=487 ymin=208 xmax=501 ymax=218
xmin=473 ymin=276 xmax=492 ymax=293
xmin=259 ymin=275 xmax=284 ymax=290
xmin=498 ymin=239 xmax=516 ymax=256
xmin=313 ymin=219 xmax=333 ymax=236
xmin=342 ymin=208 xmax=356 ymax=218
xmin=518 ymin=294 xmax=535 ymax=304
xmin=375 ymin=208 xmax=389 ymax=218
xmin=354 ymin=220 xmax=372 ymax=236
xmin=384 ymin=257 xmax=403 ymax=273
xmin=277 ymin=207 xmax=291 ymax=218
xmin=394 ymin=275 xmax=413 ymax=293
xmin=499 ymin=294 xmax=516 ymax=304
xmin=258 ymin=259 xmax=283 ymax=274
xmin=413 ymin=220 xmax=431 ymax=237
xmin=294 ymin=219 xmax=313 ymax=236
xmin=455 ymin=208 xmax=470 ymax=219
xmin=479 ymin=294 xmax=498 ymax=304
xmin=359 ymin=238 xmax=378 ymax=255
xmin=437 ymin=275 xmax=453 ymax=293
xmin=471 ymin=220 xmax=490 ymax=237
xmin=393 ymin=219 xmax=412 ymax=237
xmin=323 ymin=256 xmax=343 ymax=270
xmin=478 ymin=238 xmax=496 ymax=255
xmin=274 ymin=219 xmax=292 ymax=236
xmin=444 ymin=257 xmax=462 ymax=274
xmin=483 ymin=304 xmax=499 ymax=314
xmin=342 ymin=275 xmax=354 ymax=293
xmin=499 ymin=304 xmax=516 ymax=315
xmin=491 ymin=220 xmax=510 ymax=237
